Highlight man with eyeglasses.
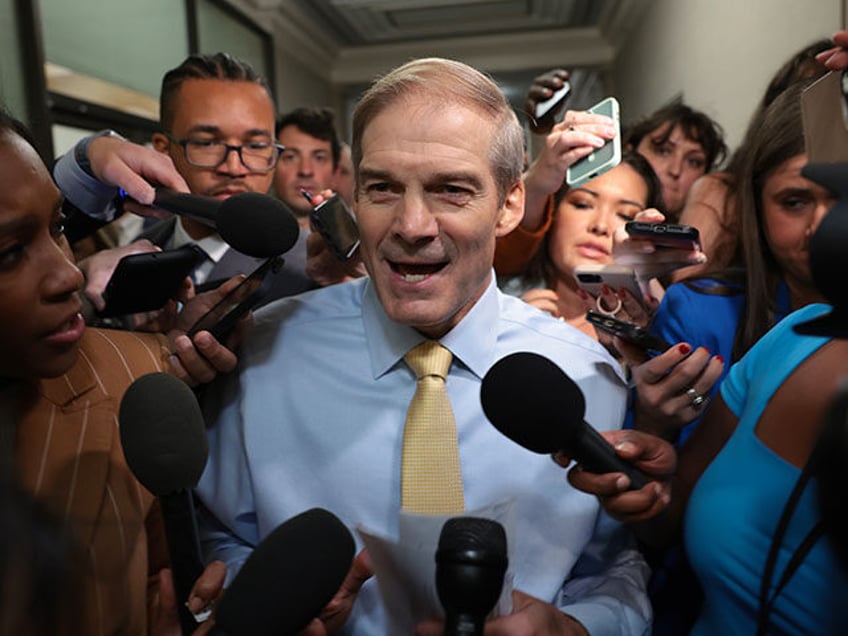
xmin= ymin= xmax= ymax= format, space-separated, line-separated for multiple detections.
xmin=54 ymin=52 xmax=314 ymax=312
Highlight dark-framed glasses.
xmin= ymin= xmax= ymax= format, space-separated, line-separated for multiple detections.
xmin=165 ymin=133 xmax=284 ymax=172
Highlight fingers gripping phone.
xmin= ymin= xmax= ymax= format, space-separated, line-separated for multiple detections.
xmin=586 ymin=310 xmax=672 ymax=356
xmin=303 ymin=192 xmax=360 ymax=262
xmin=187 ymin=257 xmax=282 ymax=340
xmin=573 ymin=264 xmax=645 ymax=307
xmin=625 ymin=221 xmax=702 ymax=251
xmin=535 ymin=81 xmax=572 ymax=121
xmin=566 ymin=96 xmax=621 ymax=188
xmin=100 ymin=244 xmax=206 ymax=317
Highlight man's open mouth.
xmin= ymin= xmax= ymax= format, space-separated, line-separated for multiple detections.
xmin=390 ymin=261 xmax=448 ymax=282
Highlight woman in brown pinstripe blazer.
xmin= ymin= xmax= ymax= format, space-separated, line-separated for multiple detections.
xmin=0 ymin=112 xmax=231 ymax=635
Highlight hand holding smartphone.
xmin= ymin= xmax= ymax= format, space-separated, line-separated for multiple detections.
xmin=566 ymin=96 xmax=621 ymax=188
xmin=100 ymin=244 xmax=206 ymax=317
xmin=534 ymin=81 xmax=571 ymax=122
xmin=302 ymin=191 xmax=360 ymax=262
xmin=187 ymin=257 xmax=282 ymax=340
xmin=624 ymin=221 xmax=702 ymax=251
xmin=573 ymin=264 xmax=645 ymax=308
xmin=586 ymin=310 xmax=671 ymax=356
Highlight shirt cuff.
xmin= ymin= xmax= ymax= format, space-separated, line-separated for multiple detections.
xmin=562 ymin=601 xmax=647 ymax=636
xmin=53 ymin=139 xmax=121 ymax=222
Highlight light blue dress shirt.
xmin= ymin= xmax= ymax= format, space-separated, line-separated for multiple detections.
xmin=196 ymin=275 xmax=651 ymax=635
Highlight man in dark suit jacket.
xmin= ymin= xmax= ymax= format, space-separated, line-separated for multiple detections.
xmin=55 ymin=52 xmax=315 ymax=313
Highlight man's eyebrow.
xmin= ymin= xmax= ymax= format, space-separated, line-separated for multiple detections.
xmin=184 ymin=125 xmax=272 ymax=137
xmin=431 ymin=172 xmax=484 ymax=190
xmin=358 ymin=168 xmax=393 ymax=181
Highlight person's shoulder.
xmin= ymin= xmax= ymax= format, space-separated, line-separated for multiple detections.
xmin=692 ymin=171 xmax=733 ymax=194
xmin=756 ymin=303 xmax=832 ymax=345
xmin=252 ymin=278 xmax=366 ymax=331
xmin=76 ymin=328 xmax=170 ymax=393
xmin=664 ymin=276 xmax=745 ymax=304
xmin=84 ymin=327 xmax=168 ymax=359
xmin=497 ymin=292 xmax=621 ymax=365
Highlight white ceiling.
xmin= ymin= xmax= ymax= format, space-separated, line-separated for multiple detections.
xmin=235 ymin=0 xmax=651 ymax=110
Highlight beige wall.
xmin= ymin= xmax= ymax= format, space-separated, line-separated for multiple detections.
xmin=612 ymin=0 xmax=842 ymax=156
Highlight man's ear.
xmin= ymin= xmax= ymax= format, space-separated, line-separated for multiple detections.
xmin=495 ymin=179 xmax=525 ymax=238
xmin=151 ymin=133 xmax=169 ymax=154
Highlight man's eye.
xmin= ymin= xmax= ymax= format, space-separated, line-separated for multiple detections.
xmin=189 ymin=139 xmax=219 ymax=149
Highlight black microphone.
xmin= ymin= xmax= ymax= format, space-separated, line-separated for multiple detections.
xmin=153 ymin=188 xmax=300 ymax=258
xmin=210 ymin=508 xmax=355 ymax=635
xmin=118 ymin=372 xmax=208 ymax=635
xmin=436 ymin=517 xmax=508 ymax=636
xmin=480 ymin=351 xmax=649 ymax=490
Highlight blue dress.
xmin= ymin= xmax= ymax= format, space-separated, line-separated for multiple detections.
xmin=649 ymin=278 xmax=790 ymax=444
xmin=686 ymin=303 xmax=848 ymax=635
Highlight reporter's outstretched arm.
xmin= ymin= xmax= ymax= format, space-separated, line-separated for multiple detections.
xmin=54 ymin=132 xmax=188 ymax=228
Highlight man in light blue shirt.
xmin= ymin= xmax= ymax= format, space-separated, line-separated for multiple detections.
xmin=196 ymin=57 xmax=650 ymax=635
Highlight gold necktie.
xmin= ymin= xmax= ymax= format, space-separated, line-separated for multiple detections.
xmin=401 ymin=341 xmax=465 ymax=514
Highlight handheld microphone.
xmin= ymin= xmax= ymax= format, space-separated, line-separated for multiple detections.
xmin=119 ymin=372 xmax=208 ymax=635
xmin=152 ymin=188 xmax=300 ymax=258
xmin=480 ymin=351 xmax=649 ymax=490
xmin=210 ymin=508 xmax=355 ymax=635
xmin=436 ymin=517 xmax=508 ymax=636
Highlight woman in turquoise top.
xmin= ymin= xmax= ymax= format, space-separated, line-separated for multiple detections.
xmin=608 ymin=78 xmax=841 ymax=634
xmin=685 ymin=303 xmax=848 ymax=634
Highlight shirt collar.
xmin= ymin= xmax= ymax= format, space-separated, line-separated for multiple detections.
xmin=173 ymin=219 xmax=229 ymax=263
xmin=362 ymin=271 xmax=500 ymax=380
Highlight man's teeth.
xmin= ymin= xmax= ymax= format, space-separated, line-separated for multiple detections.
xmin=402 ymin=273 xmax=428 ymax=282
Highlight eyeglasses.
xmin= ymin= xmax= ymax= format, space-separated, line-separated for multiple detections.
xmin=165 ymin=133 xmax=284 ymax=172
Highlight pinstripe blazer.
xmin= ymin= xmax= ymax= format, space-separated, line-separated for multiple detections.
xmin=16 ymin=328 xmax=173 ymax=635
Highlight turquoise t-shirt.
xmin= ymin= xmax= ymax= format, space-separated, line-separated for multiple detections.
xmin=685 ymin=303 xmax=848 ymax=635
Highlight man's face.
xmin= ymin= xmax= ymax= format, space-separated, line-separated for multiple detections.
xmin=153 ymin=79 xmax=276 ymax=200
xmin=355 ymin=94 xmax=523 ymax=339
xmin=274 ymin=125 xmax=336 ymax=216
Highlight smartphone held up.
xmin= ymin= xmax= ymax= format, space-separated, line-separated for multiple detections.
xmin=566 ymin=96 xmax=621 ymax=188
xmin=302 ymin=190 xmax=360 ymax=262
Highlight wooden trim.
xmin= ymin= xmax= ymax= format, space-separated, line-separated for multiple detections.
xmin=16 ymin=0 xmax=53 ymax=159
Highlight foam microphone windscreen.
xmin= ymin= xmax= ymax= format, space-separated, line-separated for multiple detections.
xmin=480 ymin=351 xmax=649 ymax=488
xmin=217 ymin=192 xmax=300 ymax=258
xmin=480 ymin=351 xmax=585 ymax=453
xmin=118 ymin=372 xmax=208 ymax=496
xmin=213 ymin=508 xmax=355 ymax=635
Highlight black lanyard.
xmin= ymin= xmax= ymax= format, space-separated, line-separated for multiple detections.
xmin=756 ymin=452 xmax=825 ymax=635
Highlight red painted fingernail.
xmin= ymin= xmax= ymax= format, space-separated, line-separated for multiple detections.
xmin=703 ymin=347 xmax=710 ymax=355
xmin=678 ymin=343 xmax=691 ymax=354
xmin=577 ymin=289 xmax=589 ymax=300
xmin=716 ymin=355 xmax=724 ymax=363
xmin=601 ymin=284 xmax=612 ymax=295
xmin=617 ymin=288 xmax=629 ymax=299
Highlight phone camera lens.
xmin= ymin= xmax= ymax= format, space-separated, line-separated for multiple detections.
xmin=578 ymin=274 xmax=602 ymax=283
